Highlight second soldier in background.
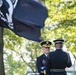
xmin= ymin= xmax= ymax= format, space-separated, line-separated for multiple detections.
xmin=46 ymin=38 xmax=72 ymax=75
xmin=36 ymin=41 xmax=52 ymax=75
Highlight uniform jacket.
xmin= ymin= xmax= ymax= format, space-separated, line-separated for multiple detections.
xmin=36 ymin=54 xmax=49 ymax=75
xmin=46 ymin=49 xmax=72 ymax=75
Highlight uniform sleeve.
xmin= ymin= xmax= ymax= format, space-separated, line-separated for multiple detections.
xmin=67 ymin=53 xmax=72 ymax=67
xmin=46 ymin=57 xmax=51 ymax=75
xmin=36 ymin=57 xmax=44 ymax=75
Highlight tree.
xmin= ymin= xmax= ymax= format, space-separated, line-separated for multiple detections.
xmin=3 ymin=29 xmax=42 ymax=74
xmin=43 ymin=0 xmax=76 ymax=54
xmin=4 ymin=51 xmax=27 ymax=75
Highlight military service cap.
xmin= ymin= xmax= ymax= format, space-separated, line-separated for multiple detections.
xmin=41 ymin=41 xmax=52 ymax=47
xmin=53 ymin=38 xmax=64 ymax=44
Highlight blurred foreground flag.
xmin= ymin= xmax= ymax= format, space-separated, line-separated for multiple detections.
xmin=0 ymin=0 xmax=48 ymax=42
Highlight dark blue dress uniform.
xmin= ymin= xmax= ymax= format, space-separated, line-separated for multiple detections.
xmin=46 ymin=38 xmax=72 ymax=75
xmin=36 ymin=54 xmax=49 ymax=75
xmin=36 ymin=41 xmax=52 ymax=75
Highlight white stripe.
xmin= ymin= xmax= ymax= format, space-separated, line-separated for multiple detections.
xmin=5 ymin=0 xmax=14 ymax=29
xmin=13 ymin=0 xmax=18 ymax=8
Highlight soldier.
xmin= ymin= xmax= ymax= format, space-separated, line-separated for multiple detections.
xmin=36 ymin=41 xmax=52 ymax=75
xmin=46 ymin=38 xmax=72 ymax=75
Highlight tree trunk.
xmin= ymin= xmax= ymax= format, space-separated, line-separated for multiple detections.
xmin=0 ymin=27 xmax=5 ymax=75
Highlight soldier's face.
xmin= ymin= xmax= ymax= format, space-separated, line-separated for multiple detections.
xmin=42 ymin=47 xmax=50 ymax=54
